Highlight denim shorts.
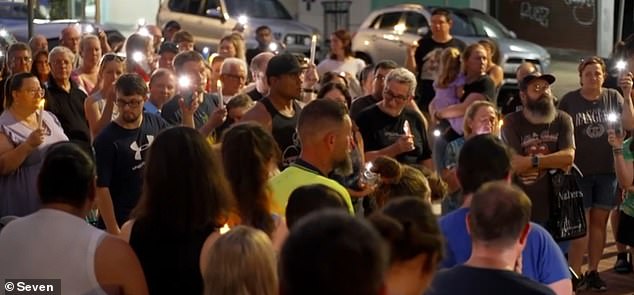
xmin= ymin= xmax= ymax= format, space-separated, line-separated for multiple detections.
xmin=575 ymin=173 xmax=618 ymax=210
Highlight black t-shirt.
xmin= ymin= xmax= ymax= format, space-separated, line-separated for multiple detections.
xmin=414 ymin=36 xmax=466 ymax=111
xmin=161 ymin=93 xmax=219 ymax=128
xmin=426 ymin=265 xmax=555 ymax=295
xmin=356 ymin=105 xmax=432 ymax=165
xmin=461 ymin=75 xmax=497 ymax=104
xmin=349 ymin=94 xmax=378 ymax=121
xmin=94 ymin=113 xmax=170 ymax=226
xmin=45 ymin=78 xmax=90 ymax=145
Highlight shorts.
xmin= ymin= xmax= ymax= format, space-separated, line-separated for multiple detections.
xmin=575 ymin=173 xmax=618 ymax=210
xmin=617 ymin=211 xmax=634 ymax=247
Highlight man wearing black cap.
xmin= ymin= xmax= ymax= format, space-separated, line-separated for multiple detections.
xmin=242 ymin=52 xmax=305 ymax=168
xmin=158 ymin=42 xmax=178 ymax=71
xmin=501 ymin=72 xmax=575 ymax=225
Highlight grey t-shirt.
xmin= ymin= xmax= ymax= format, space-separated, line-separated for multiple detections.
xmin=501 ymin=110 xmax=575 ymax=224
xmin=559 ymin=88 xmax=623 ymax=175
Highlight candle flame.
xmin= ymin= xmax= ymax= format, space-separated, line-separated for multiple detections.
xmin=38 ymin=98 xmax=45 ymax=109
xmin=217 ymin=80 xmax=223 ymax=89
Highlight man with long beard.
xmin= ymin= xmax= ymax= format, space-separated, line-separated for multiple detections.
xmin=269 ymin=99 xmax=355 ymax=214
xmin=501 ymin=72 xmax=575 ymax=225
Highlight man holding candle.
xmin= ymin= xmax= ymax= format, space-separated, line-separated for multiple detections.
xmin=356 ymin=67 xmax=433 ymax=169
xmin=246 ymin=26 xmax=275 ymax=65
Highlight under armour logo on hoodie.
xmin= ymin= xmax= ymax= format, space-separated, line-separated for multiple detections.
xmin=130 ymin=135 xmax=155 ymax=160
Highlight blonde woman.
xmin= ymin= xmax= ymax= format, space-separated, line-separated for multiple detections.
xmin=74 ymin=35 xmax=102 ymax=94
xmin=442 ymin=100 xmax=499 ymax=214
xmin=203 ymin=226 xmax=278 ymax=295
xmin=83 ymin=53 xmax=126 ymax=138
xmin=218 ymin=33 xmax=246 ymax=62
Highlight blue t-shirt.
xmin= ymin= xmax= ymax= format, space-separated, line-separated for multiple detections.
xmin=439 ymin=207 xmax=570 ymax=284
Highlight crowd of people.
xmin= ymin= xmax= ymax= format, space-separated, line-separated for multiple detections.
xmin=0 ymin=7 xmax=633 ymax=295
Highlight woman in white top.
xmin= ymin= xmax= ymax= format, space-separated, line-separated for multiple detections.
xmin=317 ymin=29 xmax=366 ymax=78
xmin=84 ymin=53 xmax=126 ymax=139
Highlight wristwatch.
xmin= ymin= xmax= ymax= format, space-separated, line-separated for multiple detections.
xmin=531 ymin=155 xmax=539 ymax=169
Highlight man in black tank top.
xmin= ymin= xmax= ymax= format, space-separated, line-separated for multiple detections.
xmin=242 ymin=53 xmax=306 ymax=168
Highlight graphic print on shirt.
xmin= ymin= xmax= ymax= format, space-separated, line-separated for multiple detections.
xmin=130 ymin=135 xmax=154 ymax=170
xmin=520 ymin=130 xmax=559 ymax=156
xmin=281 ymin=131 xmax=301 ymax=168
xmin=573 ymin=109 xmax=612 ymax=139
xmin=420 ymin=48 xmax=443 ymax=81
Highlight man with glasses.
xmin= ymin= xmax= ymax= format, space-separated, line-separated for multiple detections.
xmin=60 ymin=25 xmax=81 ymax=68
xmin=356 ymin=67 xmax=433 ymax=168
xmin=218 ymin=57 xmax=247 ymax=104
xmin=45 ymin=46 xmax=91 ymax=152
xmin=0 ymin=42 xmax=32 ymax=113
xmin=501 ymin=72 xmax=575 ymax=225
xmin=349 ymin=60 xmax=398 ymax=121
xmin=405 ymin=8 xmax=466 ymax=113
xmin=93 ymin=73 xmax=172 ymax=234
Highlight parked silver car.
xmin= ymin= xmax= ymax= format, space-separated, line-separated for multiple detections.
xmin=156 ymin=0 xmax=320 ymax=56
xmin=352 ymin=4 xmax=551 ymax=87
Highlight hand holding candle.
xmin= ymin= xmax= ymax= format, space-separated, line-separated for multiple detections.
xmin=217 ymin=80 xmax=225 ymax=109
xmin=403 ymin=120 xmax=411 ymax=136
xmin=37 ymin=98 xmax=45 ymax=130
xmin=309 ymin=34 xmax=317 ymax=65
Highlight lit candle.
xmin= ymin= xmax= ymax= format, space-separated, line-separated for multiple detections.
xmin=403 ymin=120 xmax=411 ymax=136
xmin=38 ymin=98 xmax=45 ymax=129
xmin=309 ymin=34 xmax=317 ymax=65
xmin=219 ymin=223 xmax=230 ymax=235
xmin=217 ymin=80 xmax=224 ymax=109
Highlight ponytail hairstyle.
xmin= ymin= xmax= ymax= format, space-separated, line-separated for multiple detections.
xmin=369 ymin=197 xmax=443 ymax=272
xmin=372 ymin=156 xmax=431 ymax=207
xmin=436 ymin=47 xmax=462 ymax=89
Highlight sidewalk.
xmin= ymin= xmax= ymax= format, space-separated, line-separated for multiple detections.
xmin=582 ymin=224 xmax=634 ymax=295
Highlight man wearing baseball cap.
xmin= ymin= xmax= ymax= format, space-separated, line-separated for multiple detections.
xmin=242 ymin=52 xmax=307 ymax=168
xmin=501 ymin=71 xmax=575 ymax=225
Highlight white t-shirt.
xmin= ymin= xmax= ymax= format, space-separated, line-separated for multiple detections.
xmin=317 ymin=57 xmax=366 ymax=77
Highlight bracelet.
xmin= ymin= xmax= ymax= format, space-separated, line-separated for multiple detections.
xmin=613 ymin=148 xmax=624 ymax=154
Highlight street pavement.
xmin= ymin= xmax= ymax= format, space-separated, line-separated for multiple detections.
xmin=547 ymin=59 xmax=634 ymax=294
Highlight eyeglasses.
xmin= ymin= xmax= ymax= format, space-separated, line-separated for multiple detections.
xmin=21 ymin=87 xmax=45 ymax=97
xmin=529 ymin=82 xmax=550 ymax=92
xmin=223 ymin=73 xmax=247 ymax=81
xmin=115 ymin=98 xmax=143 ymax=108
xmin=383 ymin=89 xmax=408 ymax=101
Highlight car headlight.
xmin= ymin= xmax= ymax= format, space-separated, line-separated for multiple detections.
xmin=286 ymin=35 xmax=295 ymax=44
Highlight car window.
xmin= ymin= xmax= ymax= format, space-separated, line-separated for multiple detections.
xmin=225 ymin=0 xmax=292 ymax=19
xmin=168 ymin=0 xmax=202 ymax=14
xmin=377 ymin=12 xmax=402 ymax=30
xmin=470 ymin=13 xmax=510 ymax=38
xmin=448 ymin=13 xmax=475 ymax=36
xmin=403 ymin=12 xmax=428 ymax=34
xmin=205 ymin=0 xmax=220 ymax=11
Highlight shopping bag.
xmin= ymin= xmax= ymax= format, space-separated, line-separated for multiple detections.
xmin=545 ymin=167 xmax=587 ymax=241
